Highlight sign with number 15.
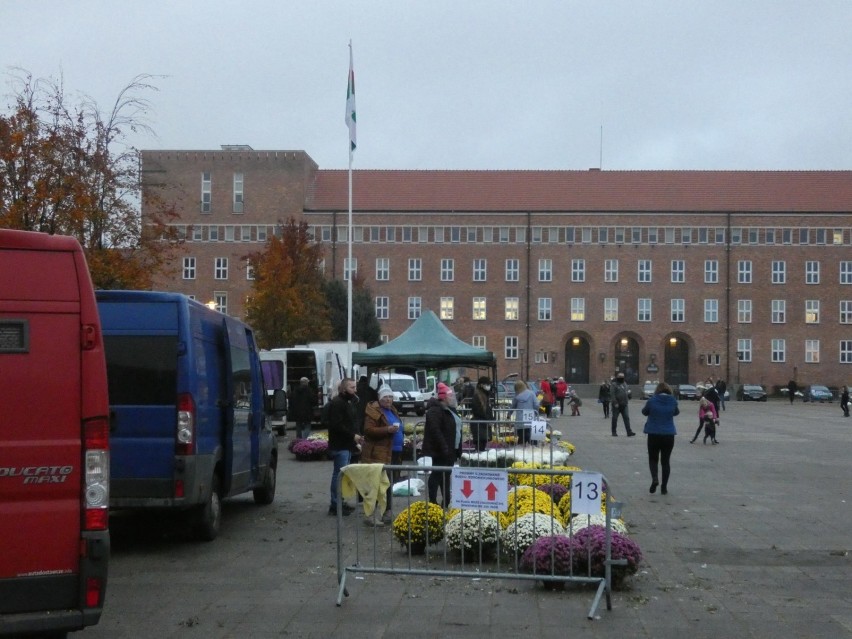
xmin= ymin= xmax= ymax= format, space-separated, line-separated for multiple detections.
xmin=570 ymin=472 xmax=604 ymax=515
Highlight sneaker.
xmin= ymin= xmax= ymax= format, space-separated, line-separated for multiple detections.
xmin=627 ymin=431 xmax=636 ymax=437
xmin=381 ymin=510 xmax=393 ymax=525
xmin=328 ymin=504 xmax=354 ymax=516
xmin=363 ymin=516 xmax=384 ymax=527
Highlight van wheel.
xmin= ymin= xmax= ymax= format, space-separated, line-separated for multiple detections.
xmin=195 ymin=474 xmax=221 ymax=541
xmin=253 ymin=462 xmax=276 ymax=505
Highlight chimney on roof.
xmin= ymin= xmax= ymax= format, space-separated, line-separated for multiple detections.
xmin=221 ymin=145 xmax=254 ymax=151
xmin=589 ymin=167 xmax=601 ymax=171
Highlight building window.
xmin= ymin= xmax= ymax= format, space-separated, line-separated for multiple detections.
xmin=604 ymin=298 xmax=618 ymax=322
xmin=209 ymin=226 xmax=219 ymax=241
xmin=505 ymin=336 xmax=519 ymax=359
xmin=805 ymin=300 xmax=820 ymax=324
xmin=418 ymin=227 xmax=429 ymax=242
xmin=450 ymin=226 xmax=461 ymax=243
xmin=402 ymin=227 xmax=413 ymax=242
xmin=565 ymin=227 xmax=575 ymax=243
xmin=766 ymin=228 xmax=776 ymax=244
xmin=213 ymin=291 xmax=227 ymax=314
xmin=368 ymin=226 xmax=380 ymax=242
xmin=531 ymin=227 xmax=543 ymax=243
xmin=704 ymin=260 xmax=718 ymax=284
xmin=570 ymin=297 xmax=585 ymax=321
xmin=547 ymin=227 xmax=559 ymax=243
xmin=842 ymin=262 xmax=852 ymax=284
xmin=472 ymin=335 xmax=486 ymax=349
xmin=375 ymin=296 xmax=389 ymax=320
xmin=681 ymin=227 xmax=692 ymax=244
xmin=638 ymin=298 xmax=652 ymax=322
xmin=440 ymin=297 xmax=454 ymax=320
xmin=505 ymin=297 xmax=519 ymax=321
xmin=631 ymin=227 xmax=642 ymax=244
xmin=614 ymin=227 xmax=625 ymax=243
xmin=537 ymin=298 xmax=552 ymax=321
xmin=376 ymin=257 xmax=389 ymax=281
xmin=738 ymin=338 xmax=752 ymax=362
xmin=704 ymin=299 xmax=718 ymax=323
xmin=806 ymin=261 xmax=820 ymax=284
xmin=671 ymin=260 xmax=685 ymax=283
xmin=408 ymin=258 xmax=422 ymax=281
xmin=386 ymin=226 xmax=396 ymax=242
xmin=499 ymin=227 xmax=510 ymax=243
xmin=598 ymin=227 xmax=608 ymax=244
xmin=483 ymin=227 xmax=493 ymax=242
xmin=738 ymin=299 xmax=752 ymax=323
xmin=771 ymin=260 xmax=786 ymax=284
xmin=571 ymin=259 xmax=585 ymax=282
xmin=224 ymin=225 xmax=235 ymax=242
xmin=233 ymin=173 xmax=244 ymax=213
xmin=473 ymin=259 xmax=487 ymax=282
xmin=841 ymin=340 xmax=852 ymax=364
xmin=182 ymin=257 xmax=196 ymax=280
xmin=505 ymin=259 xmax=519 ymax=282
xmin=192 ymin=226 xmax=203 ymax=241
xmin=671 ymin=299 xmax=685 ymax=322
xmin=841 ymin=300 xmax=852 ymax=324
xmin=472 ymin=297 xmax=487 ymax=320
xmin=771 ymin=338 xmax=786 ymax=363
xmin=833 ymin=229 xmax=844 ymax=245
xmin=664 ymin=227 xmax=675 ymax=243
xmin=201 ymin=172 xmax=212 ymax=213
xmin=538 ymin=258 xmax=552 ymax=282
xmin=344 ymin=258 xmax=357 ymax=281
xmin=805 ymin=340 xmax=820 ymax=363
xmin=408 ymin=297 xmax=421 ymax=320
xmin=246 ymin=261 xmax=254 ymax=280
xmin=738 ymin=260 xmax=752 ymax=284
xmin=748 ymin=228 xmax=759 ymax=244
xmin=440 ymin=258 xmax=454 ymax=282
xmin=799 ymin=228 xmax=810 ymax=245
xmin=214 ymin=257 xmax=228 ymax=280
xmin=715 ymin=228 xmax=726 ymax=244
xmin=240 ymin=226 xmax=251 ymax=241
xmin=434 ymin=227 xmax=444 ymax=243
xmin=604 ymin=259 xmax=618 ymax=282
xmin=648 ymin=228 xmax=658 ymax=244
xmin=731 ymin=227 xmax=742 ymax=244
xmin=638 ymin=260 xmax=652 ymax=283
xmin=582 ymin=227 xmax=592 ymax=243
xmin=771 ymin=299 xmax=786 ymax=323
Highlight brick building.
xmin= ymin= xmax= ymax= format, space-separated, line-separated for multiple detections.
xmin=141 ymin=147 xmax=852 ymax=391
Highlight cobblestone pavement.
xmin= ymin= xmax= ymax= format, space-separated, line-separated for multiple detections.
xmin=86 ymin=399 xmax=852 ymax=638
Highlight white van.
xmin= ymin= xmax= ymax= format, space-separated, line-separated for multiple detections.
xmin=260 ymin=347 xmax=345 ymax=432
xmin=376 ymin=372 xmax=434 ymax=416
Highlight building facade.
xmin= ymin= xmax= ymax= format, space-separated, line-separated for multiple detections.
xmin=142 ymin=147 xmax=852 ymax=391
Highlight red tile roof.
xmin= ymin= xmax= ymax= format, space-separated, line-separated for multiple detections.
xmin=306 ymin=170 xmax=852 ymax=213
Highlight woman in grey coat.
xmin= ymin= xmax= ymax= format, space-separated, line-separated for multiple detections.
xmin=510 ymin=380 xmax=540 ymax=445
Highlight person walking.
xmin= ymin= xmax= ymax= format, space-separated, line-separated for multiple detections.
xmin=289 ymin=376 xmax=316 ymax=440
xmin=690 ymin=397 xmax=719 ymax=444
xmin=841 ymin=385 xmax=850 ymax=418
xmin=568 ymin=390 xmax=582 ymax=416
xmin=360 ymin=386 xmax=402 ymax=526
xmin=715 ymin=379 xmax=727 ymax=412
xmin=611 ymin=373 xmax=635 ymax=436
xmin=327 ymin=378 xmax=362 ymax=516
xmin=539 ymin=379 xmax=554 ymax=417
xmin=703 ymin=383 xmax=721 ymax=416
xmin=470 ymin=376 xmax=494 ymax=452
xmin=555 ymin=377 xmax=569 ymax=416
xmin=422 ymin=383 xmax=462 ymax=507
xmin=598 ymin=380 xmax=611 ymax=419
xmin=510 ymin=380 xmax=539 ymax=445
xmin=641 ymin=382 xmax=679 ymax=495
xmin=788 ymin=379 xmax=798 ymax=404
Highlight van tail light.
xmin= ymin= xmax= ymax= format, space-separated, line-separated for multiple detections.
xmin=83 ymin=418 xmax=109 ymax=531
xmin=85 ymin=577 xmax=103 ymax=607
xmin=176 ymin=393 xmax=196 ymax=456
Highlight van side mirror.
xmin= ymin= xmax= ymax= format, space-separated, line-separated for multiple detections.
xmin=267 ymin=389 xmax=286 ymax=413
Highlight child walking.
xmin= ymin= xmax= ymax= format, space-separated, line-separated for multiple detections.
xmin=690 ymin=397 xmax=719 ymax=444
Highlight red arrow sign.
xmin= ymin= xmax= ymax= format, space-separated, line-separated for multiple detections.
xmin=485 ymin=482 xmax=498 ymax=500
xmin=460 ymin=479 xmax=474 ymax=498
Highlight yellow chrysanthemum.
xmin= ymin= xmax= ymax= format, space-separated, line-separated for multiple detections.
xmin=391 ymin=501 xmax=445 ymax=547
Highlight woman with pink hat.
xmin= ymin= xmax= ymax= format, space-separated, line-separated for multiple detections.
xmin=421 ymin=382 xmax=462 ymax=507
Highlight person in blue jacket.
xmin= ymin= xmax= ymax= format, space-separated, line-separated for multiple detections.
xmin=641 ymin=382 xmax=679 ymax=495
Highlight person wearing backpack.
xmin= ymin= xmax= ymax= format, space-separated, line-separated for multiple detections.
xmin=327 ymin=378 xmax=362 ymax=516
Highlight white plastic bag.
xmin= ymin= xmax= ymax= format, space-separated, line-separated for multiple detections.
xmin=416 ymin=456 xmax=432 ymax=480
xmin=392 ymin=477 xmax=425 ymax=496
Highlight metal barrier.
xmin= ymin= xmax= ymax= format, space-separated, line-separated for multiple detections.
xmin=335 ymin=462 xmax=624 ymax=620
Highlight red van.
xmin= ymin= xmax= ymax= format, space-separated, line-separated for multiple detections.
xmin=0 ymin=230 xmax=109 ymax=637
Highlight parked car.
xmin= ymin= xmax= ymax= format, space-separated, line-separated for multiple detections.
xmin=736 ymin=384 xmax=768 ymax=401
xmin=676 ymin=384 xmax=700 ymax=400
xmin=495 ymin=381 xmax=516 ymax=406
xmin=806 ymin=384 xmax=833 ymax=403
xmin=642 ymin=381 xmax=658 ymax=399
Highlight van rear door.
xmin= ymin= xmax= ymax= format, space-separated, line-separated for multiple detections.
xmin=222 ymin=317 xmax=254 ymax=494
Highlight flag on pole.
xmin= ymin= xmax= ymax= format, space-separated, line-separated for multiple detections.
xmin=345 ymin=43 xmax=357 ymax=152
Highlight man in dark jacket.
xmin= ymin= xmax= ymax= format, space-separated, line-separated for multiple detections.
xmin=290 ymin=377 xmax=316 ymax=440
xmin=327 ymin=378 xmax=361 ymax=516
xmin=470 ymin=376 xmax=494 ymax=452
xmin=422 ymin=383 xmax=461 ymax=507
xmin=611 ymin=373 xmax=635 ymax=436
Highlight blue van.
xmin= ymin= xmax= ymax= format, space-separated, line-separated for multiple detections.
xmin=96 ymin=291 xmax=281 ymax=541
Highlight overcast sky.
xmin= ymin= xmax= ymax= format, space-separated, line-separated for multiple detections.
xmin=2 ymin=1 xmax=851 ymax=171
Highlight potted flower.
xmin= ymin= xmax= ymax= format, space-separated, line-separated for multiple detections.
xmin=444 ymin=510 xmax=500 ymax=559
xmin=499 ymin=486 xmax=560 ymax=529
xmin=571 ymin=525 xmax=643 ymax=589
xmin=392 ymin=501 xmax=445 ymax=553
xmin=290 ymin=437 xmax=329 ymax=461
xmin=501 ymin=513 xmax=564 ymax=556
xmin=520 ymin=534 xmax=579 ymax=588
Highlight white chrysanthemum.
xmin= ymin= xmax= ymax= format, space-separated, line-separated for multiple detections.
xmin=501 ymin=513 xmax=565 ymax=554
xmin=444 ymin=510 xmax=500 ymax=554
xmin=568 ymin=514 xmax=629 ymax=535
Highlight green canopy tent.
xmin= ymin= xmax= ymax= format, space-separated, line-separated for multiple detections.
xmin=352 ymin=310 xmax=496 ymax=376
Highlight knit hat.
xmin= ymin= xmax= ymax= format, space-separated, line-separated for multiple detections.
xmin=478 ymin=376 xmax=492 ymax=386
xmin=377 ymin=386 xmax=394 ymax=400
xmin=437 ymin=382 xmax=450 ymax=399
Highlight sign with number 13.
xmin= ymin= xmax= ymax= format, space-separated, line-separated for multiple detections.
xmin=571 ymin=472 xmax=603 ymax=515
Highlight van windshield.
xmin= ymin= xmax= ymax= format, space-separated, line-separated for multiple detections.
xmin=103 ymin=335 xmax=178 ymax=405
xmin=388 ymin=378 xmax=417 ymax=392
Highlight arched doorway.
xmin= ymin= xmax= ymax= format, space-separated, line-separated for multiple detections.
xmin=664 ymin=335 xmax=690 ymax=385
xmin=614 ymin=335 xmax=640 ymax=384
xmin=564 ymin=335 xmax=590 ymax=384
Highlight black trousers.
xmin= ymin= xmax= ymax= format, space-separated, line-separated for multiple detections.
xmin=647 ymin=434 xmax=675 ymax=488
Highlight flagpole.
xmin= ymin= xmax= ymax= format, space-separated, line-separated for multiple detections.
xmin=346 ymin=40 xmax=355 ymax=377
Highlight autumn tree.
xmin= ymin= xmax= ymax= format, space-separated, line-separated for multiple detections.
xmin=245 ymin=217 xmax=332 ymax=348
xmin=0 ymin=71 xmax=178 ymax=288
xmin=324 ymin=277 xmax=382 ymax=347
